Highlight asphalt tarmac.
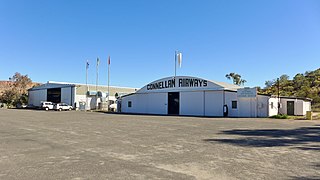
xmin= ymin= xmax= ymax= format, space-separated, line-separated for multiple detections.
xmin=0 ymin=109 xmax=320 ymax=179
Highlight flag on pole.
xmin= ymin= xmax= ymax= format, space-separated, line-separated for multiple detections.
xmin=97 ymin=57 xmax=100 ymax=67
xmin=96 ymin=57 xmax=100 ymax=93
xmin=177 ymin=52 xmax=182 ymax=68
xmin=86 ymin=60 xmax=89 ymax=69
xmin=86 ymin=60 xmax=89 ymax=92
xmin=108 ymin=56 xmax=111 ymax=65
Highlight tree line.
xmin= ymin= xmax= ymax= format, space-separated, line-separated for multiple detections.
xmin=0 ymin=72 xmax=36 ymax=107
xmin=258 ymin=68 xmax=320 ymax=107
xmin=226 ymin=69 xmax=320 ymax=110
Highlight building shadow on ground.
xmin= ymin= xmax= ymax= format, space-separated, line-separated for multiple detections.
xmin=289 ymin=164 xmax=320 ymax=180
xmin=204 ymin=126 xmax=320 ymax=179
xmin=203 ymin=125 xmax=320 ymax=150
xmin=289 ymin=163 xmax=320 ymax=180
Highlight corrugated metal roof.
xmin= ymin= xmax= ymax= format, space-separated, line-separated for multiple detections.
xmin=28 ymin=81 xmax=137 ymax=96
xmin=28 ymin=83 xmax=75 ymax=91
xmin=209 ymin=80 xmax=241 ymax=91
xmin=271 ymin=95 xmax=313 ymax=102
xmin=76 ymin=85 xmax=136 ymax=96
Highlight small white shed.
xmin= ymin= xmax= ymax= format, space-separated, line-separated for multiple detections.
xmin=279 ymin=97 xmax=312 ymax=116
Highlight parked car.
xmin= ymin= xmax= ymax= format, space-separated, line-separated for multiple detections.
xmin=109 ymin=103 xmax=117 ymax=112
xmin=41 ymin=101 xmax=54 ymax=111
xmin=54 ymin=103 xmax=73 ymax=111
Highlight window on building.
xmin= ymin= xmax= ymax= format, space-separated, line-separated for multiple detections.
xmin=271 ymin=102 xmax=274 ymax=109
xmin=232 ymin=101 xmax=237 ymax=109
xmin=128 ymin=101 xmax=132 ymax=108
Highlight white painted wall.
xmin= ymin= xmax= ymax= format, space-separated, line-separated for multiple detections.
xmin=304 ymin=101 xmax=311 ymax=114
xmin=75 ymin=94 xmax=86 ymax=110
xmin=280 ymin=99 xmax=295 ymax=115
xmin=120 ymin=93 xmax=172 ymax=115
xmin=296 ymin=100 xmax=304 ymax=115
xmin=28 ymin=90 xmax=47 ymax=107
xmin=296 ymin=100 xmax=311 ymax=116
xmin=146 ymin=93 xmax=167 ymax=114
xmin=121 ymin=94 xmax=147 ymax=114
xmin=225 ymin=91 xmax=238 ymax=117
xmin=121 ymin=95 xmax=133 ymax=113
xmin=204 ymin=91 xmax=224 ymax=116
xmin=76 ymin=95 xmax=87 ymax=103
xmin=237 ymin=95 xmax=273 ymax=117
xmin=135 ymin=94 xmax=148 ymax=113
xmin=238 ymin=98 xmax=257 ymax=117
xmin=280 ymin=99 xmax=289 ymax=115
xmin=257 ymin=95 xmax=269 ymax=117
xmin=120 ymin=89 xmax=312 ymax=117
xmin=280 ymin=98 xmax=310 ymax=116
xmin=180 ymin=91 xmax=204 ymax=116
xmin=268 ymin=97 xmax=279 ymax=116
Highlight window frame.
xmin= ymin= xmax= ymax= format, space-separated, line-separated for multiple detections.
xmin=232 ymin=101 xmax=237 ymax=109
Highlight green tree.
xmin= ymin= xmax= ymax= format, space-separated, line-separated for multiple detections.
xmin=279 ymin=75 xmax=294 ymax=96
xmin=265 ymin=80 xmax=275 ymax=88
xmin=0 ymin=89 xmax=18 ymax=107
xmin=225 ymin=73 xmax=247 ymax=86
xmin=10 ymin=72 xmax=32 ymax=95
xmin=258 ymin=68 xmax=320 ymax=111
xmin=0 ymin=72 xmax=33 ymax=107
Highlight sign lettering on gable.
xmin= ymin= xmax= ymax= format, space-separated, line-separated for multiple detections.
xmin=146 ymin=78 xmax=208 ymax=91
xmin=237 ymin=88 xmax=257 ymax=98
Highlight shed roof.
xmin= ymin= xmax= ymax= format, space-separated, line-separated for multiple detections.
xmin=271 ymin=95 xmax=313 ymax=102
xmin=28 ymin=81 xmax=137 ymax=96
xmin=28 ymin=83 xmax=75 ymax=91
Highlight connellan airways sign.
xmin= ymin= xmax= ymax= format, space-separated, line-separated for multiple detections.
xmin=147 ymin=78 xmax=208 ymax=90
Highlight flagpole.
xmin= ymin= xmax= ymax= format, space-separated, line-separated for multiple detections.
xmin=96 ymin=57 xmax=100 ymax=110
xmin=174 ymin=50 xmax=177 ymax=77
xmin=86 ymin=60 xmax=89 ymax=110
xmin=86 ymin=60 xmax=88 ymax=92
xmin=108 ymin=56 xmax=110 ymax=111
xmin=96 ymin=57 xmax=99 ymax=92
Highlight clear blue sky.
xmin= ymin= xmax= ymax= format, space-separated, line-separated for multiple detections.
xmin=0 ymin=0 xmax=319 ymax=88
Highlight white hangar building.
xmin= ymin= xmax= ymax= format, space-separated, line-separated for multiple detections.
xmin=119 ymin=76 xmax=311 ymax=117
xmin=28 ymin=81 xmax=137 ymax=110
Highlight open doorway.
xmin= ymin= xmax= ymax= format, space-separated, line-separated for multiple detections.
xmin=47 ymin=88 xmax=61 ymax=103
xmin=168 ymin=92 xmax=179 ymax=115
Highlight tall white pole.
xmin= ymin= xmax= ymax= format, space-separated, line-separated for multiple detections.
xmin=96 ymin=57 xmax=99 ymax=92
xmin=86 ymin=60 xmax=88 ymax=92
xmin=96 ymin=57 xmax=100 ymax=110
xmin=108 ymin=56 xmax=110 ymax=111
xmin=174 ymin=50 xmax=177 ymax=77
xmin=86 ymin=60 xmax=89 ymax=110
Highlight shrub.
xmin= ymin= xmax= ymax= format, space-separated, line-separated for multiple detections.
xmin=270 ymin=114 xmax=289 ymax=119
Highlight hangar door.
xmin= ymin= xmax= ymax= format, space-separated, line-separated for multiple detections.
xmin=47 ymin=88 xmax=61 ymax=103
xmin=168 ymin=92 xmax=179 ymax=115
